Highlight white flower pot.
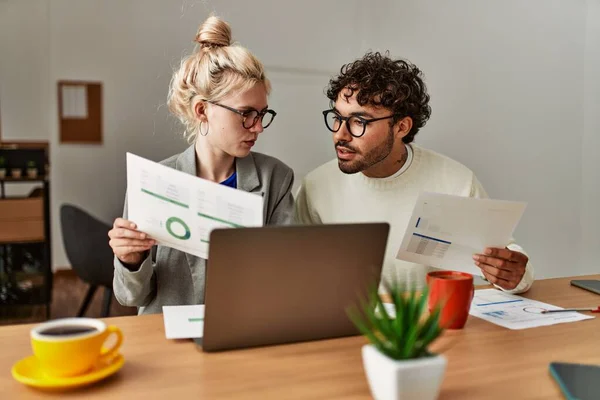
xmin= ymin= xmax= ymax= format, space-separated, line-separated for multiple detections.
xmin=0 ymin=168 xmax=6 ymax=179
xmin=26 ymin=168 xmax=38 ymax=178
xmin=362 ymin=344 xmax=447 ymax=400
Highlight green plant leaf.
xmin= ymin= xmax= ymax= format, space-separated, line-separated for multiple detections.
xmin=415 ymin=285 xmax=429 ymax=323
xmin=419 ymin=307 xmax=444 ymax=350
xmin=402 ymin=290 xmax=417 ymax=355
xmin=420 ymin=326 xmax=443 ymax=356
xmin=347 ymin=279 xmax=444 ymax=361
xmin=416 ymin=311 xmax=437 ymax=342
xmin=347 ymin=306 xmax=388 ymax=354
xmin=401 ymin=287 xmax=422 ymax=358
xmin=370 ymin=285 xmax=395 ymax=339
xmin=362 ymin=294 xmax=399 ymax=356
xmin=386 ymin=281 xmax=406 ymax=355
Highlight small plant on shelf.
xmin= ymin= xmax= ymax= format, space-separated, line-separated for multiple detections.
xmin=10 ymin=165 xmax=22 ymax=179
xmin=26 ymin=160 xmax=38 ymax=179
xmin=0 ymin=156 xmax=6 ymax=179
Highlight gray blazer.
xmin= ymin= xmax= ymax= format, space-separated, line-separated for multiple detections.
xmin=113 ymin=145 xmax=294 ymax=314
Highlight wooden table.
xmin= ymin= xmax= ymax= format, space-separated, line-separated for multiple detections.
xmin=1 ymin=275 xmax=599 ymax=399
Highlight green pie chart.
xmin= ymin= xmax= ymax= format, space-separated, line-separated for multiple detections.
xmin=166 ymin=216 xmax=191 ymax=240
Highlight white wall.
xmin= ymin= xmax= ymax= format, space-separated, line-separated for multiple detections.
xmin=0 ymin=0 xmax=597 ymax=278
xmin=582 ymin=0 xmax=600 ymax=275
xmin=0 ymin=0 xmax=50 ymax=143
xmin=363 ymin=0 xmax=588 ymax=278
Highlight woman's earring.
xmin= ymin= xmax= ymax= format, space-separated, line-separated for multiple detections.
xmin=199 ymin=121 xmax=209 ymax=137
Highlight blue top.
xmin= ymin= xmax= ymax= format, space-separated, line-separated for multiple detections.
xmin=220 ymin=172 xmax=237 ymax=189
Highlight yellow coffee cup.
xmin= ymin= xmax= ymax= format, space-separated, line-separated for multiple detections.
xmin=30 ymin=318 xmax=123 ymax=378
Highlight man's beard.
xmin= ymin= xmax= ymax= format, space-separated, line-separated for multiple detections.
xmin=337 ymin=128 xmax=395 ymax=174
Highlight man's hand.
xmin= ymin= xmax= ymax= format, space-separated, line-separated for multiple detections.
xmin=472 ymin=248 xmax=528 ymax=290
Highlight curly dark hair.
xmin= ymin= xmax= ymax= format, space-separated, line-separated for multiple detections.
xmin=326 ymin=51 xmax=432 ymax=144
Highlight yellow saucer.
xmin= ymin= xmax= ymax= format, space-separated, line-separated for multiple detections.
xmin=11 ymin=353 xmax=124 ymax=390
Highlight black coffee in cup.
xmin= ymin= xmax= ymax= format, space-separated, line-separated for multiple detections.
xmin=38 ymin=326 xmax=98 ymax=336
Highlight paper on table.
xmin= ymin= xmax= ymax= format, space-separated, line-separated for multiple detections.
xmin=469 ymin=289 xmax=594 ymax=330
xmin=126 ymin=153 xmax=263 ymax=259
xmin=396 ymin=192 xmax=527 ymax=275
xmin=163 ymin=305 xmax=205 ymax=339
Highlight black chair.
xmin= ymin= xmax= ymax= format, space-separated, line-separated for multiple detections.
xmin=60 ymin=204 xmax=114 ymax=317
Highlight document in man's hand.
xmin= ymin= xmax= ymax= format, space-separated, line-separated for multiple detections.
xmin=396 ymin=192 xmax=526 ymax=275
xmin=126 ymin=153 xmax=263 ymax=259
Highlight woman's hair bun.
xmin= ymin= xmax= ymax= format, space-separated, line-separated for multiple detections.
xmin=194 ymin=15 xmax=232 ymax=50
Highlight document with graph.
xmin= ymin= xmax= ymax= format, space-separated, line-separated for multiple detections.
xmin=395 ymin=192 xmax=527 ymax=275
xmin=469 ymin=289 xmax=594 ymax=329
xmin=126 ymin=153 xmax=263 ymax=259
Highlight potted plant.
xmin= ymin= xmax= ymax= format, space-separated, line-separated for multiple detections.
xmin=0 ymin=156 xmax=6 ymax=179
xmin=10 ymin=166 xmax=22 ymax=179
xmin=26 ymin=160 xmax=38 ymax=178
xmin=348 ymin=282 xmax=447 ymax=400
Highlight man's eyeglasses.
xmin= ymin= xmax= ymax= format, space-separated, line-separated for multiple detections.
xmin=322 ymin=109 xmax=397 ymax=138
xmin=208 ymin=101 xmax=277 ymax=129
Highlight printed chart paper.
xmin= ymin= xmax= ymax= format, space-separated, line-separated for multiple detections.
xmin=126 ymin=153 xmax=263 ymax=259
xmin=469 ymin=289 xmax=593 ymax=330
xmin=396 ymin=192 xmax=526 ymax=275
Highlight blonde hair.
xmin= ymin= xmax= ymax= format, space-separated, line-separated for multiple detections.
xmin=168 ymin=16 xmax=271 ymax=142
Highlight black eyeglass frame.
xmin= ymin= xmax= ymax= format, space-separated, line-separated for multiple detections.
xmin=322 ymin=109 xmax=399 ymax=138
xmin=208 ymin=101 xmax=277 ymax=129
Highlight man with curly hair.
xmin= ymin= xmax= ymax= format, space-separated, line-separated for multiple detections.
xmin=295 ymin=52 xmax=533 ymax=294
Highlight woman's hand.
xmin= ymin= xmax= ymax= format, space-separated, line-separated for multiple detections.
xmin=108 ymin=218 xmax=155 ymax=266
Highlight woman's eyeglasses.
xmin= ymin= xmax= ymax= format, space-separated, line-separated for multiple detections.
xmin=208 ymin=101 xmax=277 ymax=129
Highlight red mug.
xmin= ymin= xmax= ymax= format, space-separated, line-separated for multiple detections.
xmin=427 ymin=271 xmax=474 ymax=329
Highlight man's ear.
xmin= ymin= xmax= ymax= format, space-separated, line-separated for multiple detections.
xmin=394 ymin=116 xmax=413 ymax=141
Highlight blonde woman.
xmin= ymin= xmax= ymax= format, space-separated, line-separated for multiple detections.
xmin=109 ymin=16 xmax=294 ymax=314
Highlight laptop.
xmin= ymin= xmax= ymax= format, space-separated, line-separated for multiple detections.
xmin=197 ymin=223 xmax=389 ymax=352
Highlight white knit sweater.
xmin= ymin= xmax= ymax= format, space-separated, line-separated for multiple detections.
xmin=294 ymin=145 xmax=534 ymax=294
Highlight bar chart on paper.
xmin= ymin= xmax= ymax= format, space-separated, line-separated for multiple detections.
xmin=469 ymin=289 xmax=594 ymax=329
xmin=406 ymin=232 xmax=451 ymax=259
xmin=396 ymin=192 xmax=527 ymax=275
